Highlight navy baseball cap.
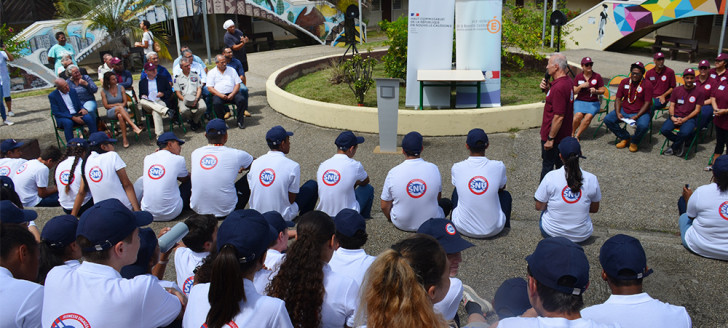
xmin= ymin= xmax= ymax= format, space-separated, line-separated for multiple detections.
xmin=494 ymin=278 xmax=531 ymax=319
xmin=157 ymin=132 xmax=185 ymax=146
xmin=1 ymin=139 xmax=24 ymax=153
xmin=335 ymin=131 xmax=365 ymax=149
xmin=266 ymin=125 xmax=293 ymax=146
xmin=77 ymin=199 xmax=153 ymax=252
xmin=417 ymin=218 xmax=474 ymax=254
xmin=263 ymin=211 xmax=293 ymax=233
xmin=0 ymin=200 xmax=37 ymax=223
xmin=217 ymin=209 xmax=277 ymax=262
xmin=88 ymin=132 xmax=117 ymax=146
xmin=466 ymin=128 xmax=489 ymax=147
xmin=713 ymin=155 xmax=728 ymax=176
xmin=67 ymin=138 xmax=89 ymax=148
xmin=0 ymin=176 xmax=14 ymax=190
xmin=558 ymin=137 xmax=586 ymax=159
xmin=334 ymin=209 xmax=366 ymax=237
xmin=600 ymin=234 xmax=653 ymax=280
xmin=206 ymin=118 xmax=228 ymax=135
xmin=402 ymin=131 xmax=423 ymax=155
xmin=41 ymin=215 xmax=79 ymax=249
xmin=526 ymin=237 xmax=590 ymax=296
xmin=121 ymin=227 xmax=158 ymax=278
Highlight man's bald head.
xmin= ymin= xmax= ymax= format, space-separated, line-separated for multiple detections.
xmin=54 ymin=78 xmax=70 ymax=93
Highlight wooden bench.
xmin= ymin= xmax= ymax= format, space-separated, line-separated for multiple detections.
xmin=249 ymin=32 xmax=276 ymax=52
xmin=651 ymin=36 xmax=698 ymax=63
xmin=417 ymin=70 xmax=485 ymax=109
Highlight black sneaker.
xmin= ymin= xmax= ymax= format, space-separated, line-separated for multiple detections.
xmin=237 ymin=121 xmax=245 ymax=129
xmin=663 ymin=147 xmax=674 ymax=155
xmin=675 ymin=143 xmax=686 ymax=157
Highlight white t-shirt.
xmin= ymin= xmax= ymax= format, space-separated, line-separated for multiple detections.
xmin=328 ymin=248 xmax=376 ymax=287
xmin=141 ymin=150 xmax=189 ymax=221
xmin=534 ymin=167 xmax=601 ymax=243
xmin=316 ymin=154 xmax=369 ymax=216
xmin=451 ymin=156 xmax=507 ymax=238
xmin=55 ymin=156 xmax=92 ymax=210
xmin=0 ymin=158 xmax=27 ymax=178
xmin=321 ymin=264 xmax=359 ymax=328
xmin=254 ymin=268 xmax=276 ymax=295
xmin=0 ymin=267 xmax=43 ymax=328
xmin=264 ymin=249 xmax=285 ymax=272
xmin=581 ymin=293 xmax=691 ymax=328
xmin=11 ymin=159 xmax=49 ymax=207
xmin=684 ymin=183 xmax=728 ymax=260
xmin=42 ymin=261 xmax=181 ymax=328
xmin=206 ymin=66 xmax=242 ymax=94
xmin=247 ymin=151 xmax=301 ymax=222
xmin=173 ymin=247 xmax=209 ymax=296
xmin=433 ymin=277 xmax=463 ymax=321
xmin=84 ymin=151 xmax=131 ymax=209
xmin=498 ymin=316 xmax=620 ymax=328
xmin=381 ymin=158 xmax=444 ymax=231
xmin=182 ymin=279 xmax=293 ymax=328
xmin=190 ymin=145 xmax=253 ymax=217
xmin=142 ymin=31 xmax=154 ymax=54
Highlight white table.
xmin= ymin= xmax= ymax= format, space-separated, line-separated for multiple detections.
xmin=417 ymin=70 xmax=485 ymax=109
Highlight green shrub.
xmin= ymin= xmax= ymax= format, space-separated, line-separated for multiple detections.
xmin=378 ymin=16 xmax=408 ymax=80
xmin=341 ymin=53 xmax=377 ymax=105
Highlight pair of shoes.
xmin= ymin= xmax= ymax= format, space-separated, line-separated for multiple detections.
xmin=629 ymin=143 xmax=639 ymax=152
xmin=190 ymin=121 xmax=200 ymax=131
xmin=462 ymin=284 xmax=494 ymax=314
xmin=616 ymin=139 xmax=630 ymax=149
xmin=705 ymin=166 xmax=713 ymax=171
xmin=166 ymin=110 xmax=174 ymax=118
xmin=237 ymin=121 xmax=245 ymax=129
xmin=663 ymin=147 xmax=674 ymax=155
xmin=243 ymin=110 xmax=251 ymax=117
xmin=2 ymin=120 xmax=13 ymax=126
xmin=223 ymin=112 xmax=232 ymax=119
xmin=7 ymin=111 xmax=14 ymax=117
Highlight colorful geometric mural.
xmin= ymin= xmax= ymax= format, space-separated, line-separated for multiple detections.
xmin=613 ymin=0 xmax=725 ymax=36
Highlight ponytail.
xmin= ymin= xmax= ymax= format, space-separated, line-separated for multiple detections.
xmin=206 ymin=245 xmax=245 ymax=328
xmin=563 ymin=154 xmax=583 ymax=192
xmin=65 ymin=146 xmax=88 ymax=193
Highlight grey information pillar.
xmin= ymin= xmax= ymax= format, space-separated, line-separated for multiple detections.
xmin=375 ymin=78 xmax=402 ymax=153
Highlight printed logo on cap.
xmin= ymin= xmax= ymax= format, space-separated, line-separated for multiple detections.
xmin=719 ymin=201 xmax=728 ymax=220
xmin=200 ymin=154 xmax=218 ymax=170
xmin=661 ymin=75 xmax=667 ymax=82
xmin=51 ymin=313 xmax=91 ymax=328
xmin=201 ymin=322 xmax=239 ymax=328
xmin=59 ymin=170 xmax=73 ymax=186
xmin=147 ymin=164 xmax=166 ymax=180
xmin=689 ymin=96 xmax=696 ymax=103
xmin=88 ymin=166 xmax=103 ymax=183
xmin=468 ymin=176 xmax=489 ymax=195
xmin=0 ymin=166 xmax=10 ymax=176
xmin=15 ymin=162 xmax=27 ymax=175
xmin=561 ymin=186 xmax=582 ymax=204
xmin=406 ymin=179 xmax=427 ymax=198
xmin=183 ymin=276 xmax=194 ymax=294
xmin=322 ymin=169 xmax=341 ymax=186
xmin=260 ymin=168 xmax=276 ymax=187
xmin=445 ymin=223 xmax=457 ymax=235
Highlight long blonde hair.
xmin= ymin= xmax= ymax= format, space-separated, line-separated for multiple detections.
xmin=356 ymin=234 xmax=449 ymax=328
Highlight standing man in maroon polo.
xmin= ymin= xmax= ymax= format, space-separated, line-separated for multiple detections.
xmin=538 ymin=53 xmax=574 ymax=181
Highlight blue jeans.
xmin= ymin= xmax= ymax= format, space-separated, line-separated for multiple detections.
xmin=0 ymin=86 xmax=5 ymax=120
xmin=82 ymin=100 xmax=98 ymax=117
xmin=661 ymin=117 xmax=696 ymax=150
xmin=678 ymin=213 xmax=693 ymax=250
xmin=295 ymin=180 xmax=319 ymax=215
xmin=355 ymin=184 xmax=374 ymax=218
xmin=651 ymin=97 xmax=667 ymax=115
xmin=36 ymin=192 xmax=60 ymax=207
xmin=677 ymin=195 xmax=687 ymax=215
xmin=539 ymin=211 xmax=551 ymax=238
xmin=56 ymin=114 xmax=97 ymax=142
xmin=452 ymin=188 xmax=512 ymax=228
xmin=540 ymin=140 xmax=561 ymax=181
xmin=604 ymin=108 xmax=651 ymax=143
xmin=699 ymin=104 xmax=713 ymax=130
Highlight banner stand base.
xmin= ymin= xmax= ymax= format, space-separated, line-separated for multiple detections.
xmin=373 ymin=146 xmax=403 ymax=154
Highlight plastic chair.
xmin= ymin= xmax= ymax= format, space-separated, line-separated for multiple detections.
xmin=659 ymin=115 xmax=704 ymax=159
xmin=644 ymin=62 xmax=656 ymax=73
xmin=592 ymin=75 xmax=627 ymax=139
xmin=205 ymin=93 xmax=237 ymax=120
xmin=51 ymin=113 xmax=85 ymax=149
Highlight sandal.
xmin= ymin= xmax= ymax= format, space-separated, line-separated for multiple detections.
xmin=705 ymin=166 xmax=713 ymax=172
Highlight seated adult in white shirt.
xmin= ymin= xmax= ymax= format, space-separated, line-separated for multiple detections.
xmin=581 ymin=234 xmax=692 ymax=327
xmin=42 ymin=199 xmax=185 ymax=328
xmin=207 ymin=54 xmax=247 ymax=129
xmin=0 ymin=222 xmax=43 ymax=328
xmin=329 ymin=209 xmax=376 ymax=287
xmin=11 ymin=145 xmax=62 ymax=207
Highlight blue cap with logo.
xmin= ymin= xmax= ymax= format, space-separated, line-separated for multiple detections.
xmin=206 ymin=118 xmax=228 ymax=135
xmin=466 ymin=128 xmax=489 ymax=147
xmin=157 ymin=132 xmax=185 ymax=146
xmin=599 ymin=234 xmax=653 ymax=280
xmin=558 ymin=137 xmax=586 ymax=159
xmin=417 ymin=218 xmax=474 ymax=254
xmin=88 ymin=131 xmax=117 ymax=146
xmin=77 ymin=199 xmax=153 ymax=252
xmin=1 ymin=139 xmax=24 ymax=153
xmin=402 ymin=131 xmax=423 ymax=155
xmin=67 ymin=138 xmax=89 ymax=148
xmin=713 ymin=155 xmax=728 ymax=176
xmin=263 ymin=210 xmax=294 ymax=233
xmin=494 ymin=277 xmax=530 ymax=319
xmin=0 ymin=200 xmax=37 ymax=223
xmin=266 ymin=125 xmax=293 ymax=146
xmin=526 ymin=237 xmax=590 ymax=296
xmin=41 ymin=215 xmax=79 ymax=249
xmin=0 ymin=176 xmax=14 ymax=190
xmin=335 ymin=131 xmax=365 ymax=149
xmin=217 ymin=209 xmax=277 ymax=263
xmin=121 ymin=227 xmax=159 ymax=279
xmin=334 ymin=208 xmax=366 ymax=237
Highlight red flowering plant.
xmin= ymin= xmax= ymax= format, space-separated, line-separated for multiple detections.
xmin=0 ymin=24 xmax=29 ymax=58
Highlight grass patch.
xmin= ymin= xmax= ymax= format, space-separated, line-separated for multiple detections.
xmin=11 ymin=87 xmax=55 ymax=99
xmin=284 ymin=62 xmax=545 ymax=108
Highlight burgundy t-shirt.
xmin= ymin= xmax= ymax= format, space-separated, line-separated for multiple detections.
xmin=696 ymin=77 xmax=717 ymax=99
xmin=615 ymin=77 xmax=654 ymax=114
xmin=670 ymin=85 xmax=704 ymax=118
xmin=645 ymin=67 xmax=676 ymax=96
xmin=712 ymin=83 xmax=728 ymax=129
xmin=541 ymin=76 xmax=574 ymax=142
xmin=709 ymin=68 xmax=728 ymax=84
xmin=573 ymin=72 xmax=604 ymax=102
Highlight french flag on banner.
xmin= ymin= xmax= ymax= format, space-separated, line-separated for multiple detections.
xmin=411 ymin=12 xmax=420 ymax=16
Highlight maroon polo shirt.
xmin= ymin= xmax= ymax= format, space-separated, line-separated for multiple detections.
xmin=573 ymin=72 xmax=604 ymax=102
xmin=645 ymin=67 xmax=676 ymax=97
xmin=541 ymin=75 xmax=574 ymax=142
xmin=709 ymin=68 xmax=728 ymax=84
xmin=670 ymin=85 xmax=704 ymax=118
xmin=616 ymin=77 xmax=654 ymax=114
xmin=696 ymin=76 xmax=717 ymax=99
xmin=712 ymin=83 xmax=728 ymax=129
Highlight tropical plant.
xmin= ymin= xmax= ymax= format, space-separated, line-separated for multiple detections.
xmin=0 ymin=24 xmax=29 ymax=58
xmin=54 ymin=0 xmax=173 ymax=59
xmin=502 ymin=2 xmax=546 ymax=67
xmin=341 ymin=53 xmax=377 ymax=105
xmin=378 ymin=16 xmax=408 ymax=80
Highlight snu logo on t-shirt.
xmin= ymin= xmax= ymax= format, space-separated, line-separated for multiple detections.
xmin=322 ymin=169 xmax=341 ymax=186
xmin=51 ymin=313 xmax=91 ymax=328
xmin=183 ymin=276 xmax=194 ymax=294
xmin=468 ymin=176 xmax=489 ymax=195
xmin=88 ymin=166 xmax=103 ymax=183
xmin=202 ymin=322 xmax=239 ymax=328
xmin=148 ymin=164 xmax=166 ymax=180
xmin=200 ymin=155 xmax=218 ymax=170
xmin=260 ymin=169 xmax=276 ymax=187
xmin=59 ymin=170 xmax=73 ymax=186
xmin=0 ymin=166 xmax=10 ymax=176
xmin=406 ymin=179 xmax=427 ymax=198
xmin=561 ymin=186 xmax=582 ymax=204
xmin=15 ymin=163 xmax=28 ymax=175
xmin=718 ymin=201 xmax=728 ymax=220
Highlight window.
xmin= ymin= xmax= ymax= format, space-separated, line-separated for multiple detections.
xmin=393 ymin=0 xmax=402 ymax=10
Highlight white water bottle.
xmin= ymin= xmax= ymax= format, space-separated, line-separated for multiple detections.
xmin=158 ymin=222 xmax=189 ymax=253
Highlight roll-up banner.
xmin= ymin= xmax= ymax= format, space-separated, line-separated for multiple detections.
xmin=455 ymin=0 xmax=502 ymax=107
xmin=404 ymin=0 xmax=456 ymax=108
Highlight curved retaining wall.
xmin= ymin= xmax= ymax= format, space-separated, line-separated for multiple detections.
xmin=266 ymin=51 xmax=547 ymax=136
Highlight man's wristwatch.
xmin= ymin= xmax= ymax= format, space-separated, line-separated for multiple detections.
xmin=547 ymin=136 xmax=554 ymax=141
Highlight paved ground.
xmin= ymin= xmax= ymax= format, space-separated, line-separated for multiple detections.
xmin=2 ymin=46 xmax=727 ymax=326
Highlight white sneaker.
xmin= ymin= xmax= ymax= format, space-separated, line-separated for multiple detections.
xmin=7 ymin=111 xmax=15 ymax=117
xmin=1 ymin=119 xmax=13 ymax=126
xmin=462 ymin=284 xmax=494 ymax=314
